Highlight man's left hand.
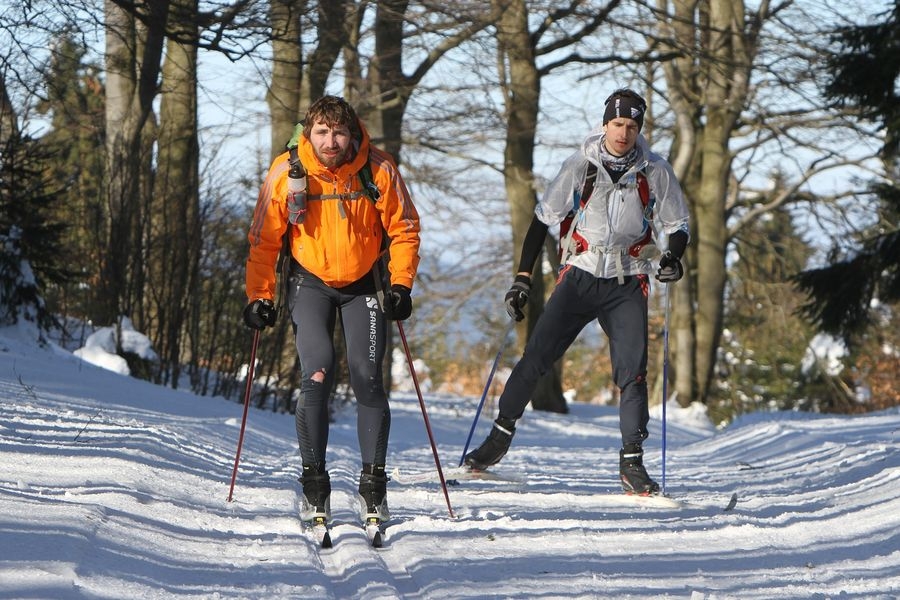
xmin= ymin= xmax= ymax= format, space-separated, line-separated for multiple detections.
xmin=656 ymin=251 xmax=684 ymax=283
xmin=383 ymin=285 xmax=412 ymax=321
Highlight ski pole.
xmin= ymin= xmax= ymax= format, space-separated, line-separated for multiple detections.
xmin=227 ymin=329 xmax=260 ymax=502
xmin=459 ymin=318 xmax=516 ymax=466
xmin=661 ymin=283 xmax=670 ymax=496
xmin=396 ymin=321 xmax=456 ymax=519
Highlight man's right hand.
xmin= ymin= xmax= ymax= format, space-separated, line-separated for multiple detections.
xmin=243 ymin=299 xmax=277 ymax=330
xmin=504 ymin=274 xmax=532 ymax=322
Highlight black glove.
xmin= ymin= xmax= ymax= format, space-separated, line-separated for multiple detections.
xmin=383 ymin=285 xmax=412 ymax=321
xmin=656 ymin=251 xmax=684 ymax=283
xmin=504 ymin=274 xmax=532 ymax=322
xmin=242 ymin=299 xmax=277 ymax=330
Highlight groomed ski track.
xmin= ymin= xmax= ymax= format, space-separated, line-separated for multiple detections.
xmin=1 ymin=333 xmax=898 ymax=599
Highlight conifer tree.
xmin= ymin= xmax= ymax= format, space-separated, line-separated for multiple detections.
xmin=0 ymin=129 xmax=71 ymax=331
xmin=795 ymin=3 xmax=900 ymax=343
xmin=34 ymin=33 xmax=106 ymax=319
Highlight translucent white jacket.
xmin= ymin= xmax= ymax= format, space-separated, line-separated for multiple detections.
xmin=536 ymin=129 xmax=691 ymax=280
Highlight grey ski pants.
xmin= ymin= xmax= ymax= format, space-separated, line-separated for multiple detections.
xmin=498 ymin=265 xmax=651 ymax=446
xmin=287 ymin=262 xmax=390 ymax=468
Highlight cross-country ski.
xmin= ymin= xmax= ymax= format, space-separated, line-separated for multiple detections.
xmin=391 ymin=465 xmax=525 ymax=485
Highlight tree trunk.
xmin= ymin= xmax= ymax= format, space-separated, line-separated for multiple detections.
xmin=365 ymin=0 xmax=408 ymax=155
xmin=267 ymin=0 xmax=305 ymax=159
xmin=0 ymin=75 xmax=18 ymax=143
xmin=102 ymin=0 xmax=168 ymax=326
xmin=343 ymin=1 xmax=495 ymax=396
xmin=658 ymin=0 xmax=755 ymax=404
xmin=493 ymin=0 xmax=565 ymax=413
xmin=155 ymin=0 xmax=200 ymax=388
xmin=364 ymin=0 xmax=409 ymax=394
xmin=301 ymin=1 xmax=348 ymax=110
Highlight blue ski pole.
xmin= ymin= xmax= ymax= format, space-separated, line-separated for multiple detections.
xmin=459 ymin=319 xmax=516 ymax=466
xmin=661 ymin=283 xmax=670 ymax=495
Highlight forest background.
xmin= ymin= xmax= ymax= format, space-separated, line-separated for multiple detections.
xmin=1 ymin=0 xmax=898 ymax=427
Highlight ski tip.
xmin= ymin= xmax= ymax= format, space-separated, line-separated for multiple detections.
xmin=724 ymin=492 xmax=738 ymax=512
xmin=618 ymin=491 xmax=682 ymax=509
xmin=365 ymin=517 xmax=385 ymax=548
xmin=308 ymin=516 xmax=332 ymax=549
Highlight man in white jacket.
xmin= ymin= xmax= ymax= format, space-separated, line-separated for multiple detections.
xmin=465 ymin=88 xmax=690 ymax=495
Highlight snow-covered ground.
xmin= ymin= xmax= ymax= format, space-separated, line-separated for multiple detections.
xmin=1 ymin=324 xmax=898 ymax=599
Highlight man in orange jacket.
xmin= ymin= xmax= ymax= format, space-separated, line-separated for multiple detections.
xmin=244 ymin=95 xmax=421 ymax=530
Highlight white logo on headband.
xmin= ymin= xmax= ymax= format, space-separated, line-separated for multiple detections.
xmin=614 ymin=98 xmax=643 ymax=119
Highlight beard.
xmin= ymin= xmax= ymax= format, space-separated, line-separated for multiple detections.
xmin=315 ymin=146 xmax=349 ymax=168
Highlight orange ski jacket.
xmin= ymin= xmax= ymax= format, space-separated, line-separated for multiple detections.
xmin=246 ymin=121 xmax=421 ymax=301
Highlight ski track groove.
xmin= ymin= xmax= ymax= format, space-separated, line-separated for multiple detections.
xmin=288 ymin=475 xmax=419 ymax=599
xmin=4 ymin=346 xmax=900 ymax=599
xmin=307 ymin=509 xmax=416 ymax=598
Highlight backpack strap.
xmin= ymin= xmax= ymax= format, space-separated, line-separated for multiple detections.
xmin=277 ymin=143 xmax=305 ymax=320
xmin=360 ymin=158 xmax=391 ymax=302
xmin=287 ymin=147 xmax=381 ymax=217
xmin=358 ymin=160 xmax=380 ymax=204
xmin=626 ymin=167 xmax=656 ymax=259
xmin=558 ymin=162 xmax=598 ymax=264
xmin=558 ymin=162 xmax=658 ymax=283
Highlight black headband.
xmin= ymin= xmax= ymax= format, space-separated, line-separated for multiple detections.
xmin=603 ymin=94 xmax=645 ymax=130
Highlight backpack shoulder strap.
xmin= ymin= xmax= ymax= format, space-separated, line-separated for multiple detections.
xmin=625 ymin=166 xmax=658 ymax=261
xmin=358 ymin=156 xmax=380 ymax=204
xmin=636 ymin=166 xmax=652 ymax=209
xmin=558 ymin=161 xmax=599 ymax=263
xmin=278 ymin=128 xmax=306 ymax=320
xmin=358 ymin=153 xmax=391 ymax=298
xmin=580 ymin=162 xmax=598 ymax=208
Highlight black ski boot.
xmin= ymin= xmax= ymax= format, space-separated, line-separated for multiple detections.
xmin=464 ymin=417 xmax=516 ymax=471
xmin=619 ymin=444 xmax=660 ymax=495
xmin=358 ymin=464 xmax=390 ymax=523
xmin=299 ymin=464 xmax=331 ymax=522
